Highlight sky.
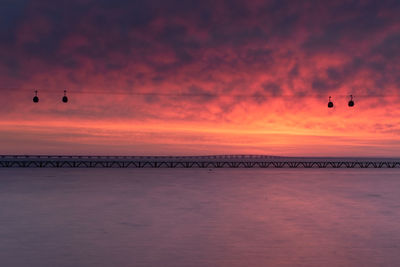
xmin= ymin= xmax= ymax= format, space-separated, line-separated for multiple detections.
xmin=1 ymin=0 xmax=400 ymax=156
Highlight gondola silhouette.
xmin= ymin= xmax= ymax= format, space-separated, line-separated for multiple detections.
xmin=32 ymin=90 xmax=39 ymax=103
xmin=327 ymin=96 xmax=333 ymax=108
xmin=348 ymin=95 xmax=354 ymax=107
xmin=62 ymin=90 xmax=68 ymax=103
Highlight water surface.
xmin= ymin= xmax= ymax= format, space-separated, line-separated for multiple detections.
xmin=1 ymin=169 xmax=399 ymax=266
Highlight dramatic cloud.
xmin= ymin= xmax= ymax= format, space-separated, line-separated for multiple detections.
xmin=1 ymin=0 xmax=400 ymax=156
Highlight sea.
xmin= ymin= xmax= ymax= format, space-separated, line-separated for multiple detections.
xmin=1 ymin=168 xmax=400 ymax=267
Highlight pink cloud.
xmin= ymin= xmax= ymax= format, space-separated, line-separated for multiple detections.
xmin=1 ymin=0 xmax=400 ymax=155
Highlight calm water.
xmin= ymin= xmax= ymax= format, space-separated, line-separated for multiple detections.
xmin=1 ymin=169 xmax=400 ymax=267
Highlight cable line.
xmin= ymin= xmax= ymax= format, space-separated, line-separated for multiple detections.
xmin=0 ymin=86 xmax=397 ymax=107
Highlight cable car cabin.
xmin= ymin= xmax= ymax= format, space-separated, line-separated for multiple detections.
xmin=33 ymin=90 xmax=39 ymax=103
xmin=62 ymin=90 xmax=68 ymax=103
xmin=348 ymin=95 xmax=354 ymax=107
xmin=327 ymin=96 xmax=333 ymax=108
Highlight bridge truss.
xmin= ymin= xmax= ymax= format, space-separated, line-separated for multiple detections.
xmin=1 ymin=155 xmax=400 ymax=168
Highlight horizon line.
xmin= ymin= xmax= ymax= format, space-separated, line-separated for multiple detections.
xmin=2 ymin=154 xmax=400 ymax=159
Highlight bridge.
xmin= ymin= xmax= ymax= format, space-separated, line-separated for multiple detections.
xmin=1 ymin=155 xmax=400 ymax=168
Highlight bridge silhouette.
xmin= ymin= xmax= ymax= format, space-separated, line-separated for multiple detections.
xmin=1 ymin=155 xmax=400 ymax=168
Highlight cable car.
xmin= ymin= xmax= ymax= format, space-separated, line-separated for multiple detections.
xmin=348 ymin=95 xmax=354 ymax=107
xmin=62 ymin=90 xmax=68 ymax=103
xmin=327 ymin=96 xmax=333 ymax=108
xmin=33 ymin=90 xmax=39 ymax=103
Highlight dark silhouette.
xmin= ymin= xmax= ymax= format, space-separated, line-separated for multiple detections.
xmin=328 ymin=96 xmax=333 ymax=108
xmin=348 ymin=95 xmax=354 ymax=107
xmin=33 ymin=90 xmax=39 ymax=103
xmin=1 ymin=155 xmax=399 ymax=168
xmin=62 ymin=90 xmax=68 ymax=103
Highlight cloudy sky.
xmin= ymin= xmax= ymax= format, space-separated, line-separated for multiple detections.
xmin=1 ymin=0 xmax=400 ymax=156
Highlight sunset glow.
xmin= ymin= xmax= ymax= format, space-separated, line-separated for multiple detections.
xmin=1 ymin=0 xmax=400 ymax=156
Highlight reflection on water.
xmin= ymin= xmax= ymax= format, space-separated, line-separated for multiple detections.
xmin=1 ymin=169 xmax=400 ymax=267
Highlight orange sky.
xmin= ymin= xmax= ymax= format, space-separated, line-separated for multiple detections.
xmin=1 ymin=0 xmax=400 ymax=156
